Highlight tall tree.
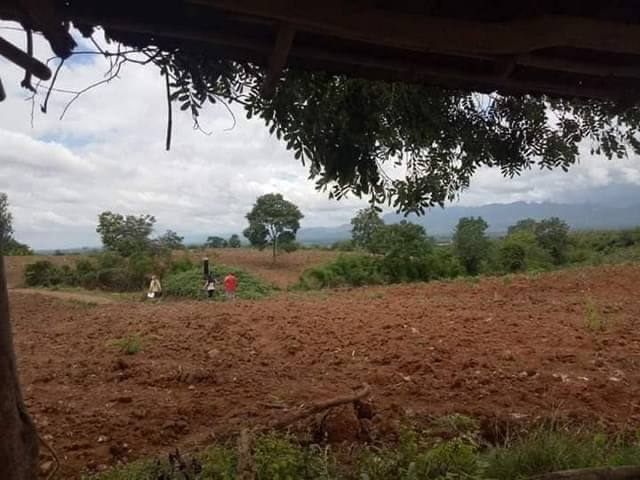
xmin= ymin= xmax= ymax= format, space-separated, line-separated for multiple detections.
xmin=155 ymin=229 xmax=184 ymax=250
xmin=243 ymin=193 xmax=303 ymax=262
xmin=228 ymin=234 xmax=242 ymax=248
xmin=0 ymin=193 xmax=14 ymax=254
xmin=534 ymin=217 xmax=570 ymax=265
xmin=351 ymin=207 xmax=385 ymax=249
xmin=453 ymin=217 xmax=490 ymax=275
xmin=96 ymin=211 xmax=156 ymax=257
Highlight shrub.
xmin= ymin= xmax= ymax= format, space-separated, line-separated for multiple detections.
xmin=330 ymin=239 xmax=356 ymax=251
xmin=296 ymin=254 xmax=384 ymax=289
xmin=254 ymin=434 xmax=308 ymax=479
xmin=168 ymin=256 xmax=195 ymax=274
xmin=24 ymin=261 xmax=64 ymax=287
xmin=295 ymin=249 xmax=462 ymax=290
xmin=97 ymin=268 xmax=135 ymax=291
xmin=163 ymin=264 xmax=275 ymax=299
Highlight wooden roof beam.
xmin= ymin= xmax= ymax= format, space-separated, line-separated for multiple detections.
xmin=262 ymin=23 xmax=295 ymax=97
xmin=0 ymin=36 xmax=52 ymax=81
xmin=190 ymin=0 xmax=640 ymax=56
xmin=68 ymin=14 xmax=640 ymax=82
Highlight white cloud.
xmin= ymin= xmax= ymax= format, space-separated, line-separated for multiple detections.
xmin=1 ymin=22 xmax=639 ymax=248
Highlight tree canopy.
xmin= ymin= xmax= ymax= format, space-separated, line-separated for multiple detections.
xmin=154 ymin=229 xmax=185 ymax=251
xmin=351 ymin=208 xmax=384 ymax=249
xmin=96 ymin=211 xmax=156 ymax=257
xmin=0 ymin=193 xmax=33 ymax=255
xmin=228 ymin=234 xmax=242 ymax=248
xmin=453 ymin=216 xmax=490 ymax=275
xmin=206 ymin=236 xmax=228 ymax=248
xmin=149 ymin=56 xmax=640 ymax=214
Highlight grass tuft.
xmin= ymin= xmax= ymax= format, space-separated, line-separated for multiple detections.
xmin=106 ymin=334 xmax=147 ymax=355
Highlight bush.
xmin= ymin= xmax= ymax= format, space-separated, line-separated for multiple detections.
xmin=163 ymin=264 xmax=275 ymax=299
xmin=24 ymin=251 xmax=163 ymax=292
xmin=330 ymin=239 xmax=356 ymax=251
xmin=296 ymin=254 xmax=384 ymax=289
xmin=167 ymin=256 xmax=194 ymax=274
xmin=295 ymin=249 xmax=462 ymax=290
xmin=24 ymin=261 xmax=64 ymax=287
xmin=496 ymin=230 xmax=553 ymax=274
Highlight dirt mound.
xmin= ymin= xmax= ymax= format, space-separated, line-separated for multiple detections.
xmin=9 ymin=264 xmax=640 ymax=477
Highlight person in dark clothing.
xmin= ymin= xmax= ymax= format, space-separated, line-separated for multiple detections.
xmin=203 ymin=273 xmax=216 ymax=298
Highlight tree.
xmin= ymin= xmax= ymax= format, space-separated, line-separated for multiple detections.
xmin=453 ymin=217 xmax=490 ymax=275
xmin=507 ymin=218 xmax=538 ymax=235
xmin=228 ymin=234 xmax=241 ymax=248
xmin=243 ymin=193 xmax=303 ymax=262
xmin=96 ymin=211 xmax=156 ymax=257
xmin=156 ymin=64 xmax=640 ymax=214
xmin=206 ymin=236 xmax=228 ymax=248
xmin=0 ymin=193 xmax=14 ymax=254
xmin=4 ymin=239 xmax=33 ymax=256
xmin=499 ymin=229 xmax=553 ymax=273
xmin=369 ymin=221 xmax=433 ymax=257
xmin=351 ymin=207 xmax=385 ymax=249
xmin=534 ymin=217 xmax=570 ymax=264
xmin=155 ymin=229 xmax=184 ymax=250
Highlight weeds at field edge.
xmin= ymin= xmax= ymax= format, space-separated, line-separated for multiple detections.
xmin=86 ymin=417 xmax=640 ymax=480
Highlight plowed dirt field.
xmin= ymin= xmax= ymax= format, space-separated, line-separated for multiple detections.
xmin=11 ymin=265 xmax=640 ymax=477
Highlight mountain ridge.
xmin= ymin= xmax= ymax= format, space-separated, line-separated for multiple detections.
xmin=296 ymin=200 xmax=640 ymax=244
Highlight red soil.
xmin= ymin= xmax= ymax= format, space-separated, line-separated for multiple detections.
xmin=10 ymin=264 xmax=640 ymax=477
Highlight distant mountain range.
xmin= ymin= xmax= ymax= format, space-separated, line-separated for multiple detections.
xmin=297 ymin=201 xmax=640 ymax=244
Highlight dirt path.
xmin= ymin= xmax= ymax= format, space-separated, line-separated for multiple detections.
xmin=9 ymin=264 xmax=640 ymax=478
xmin=9 ymin=288 xmax=116 ymax=305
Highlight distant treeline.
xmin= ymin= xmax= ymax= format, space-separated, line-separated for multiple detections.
xmin=294 ymin=209 xmax=640 ymax=289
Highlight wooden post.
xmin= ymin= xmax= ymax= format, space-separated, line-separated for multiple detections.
xmin=203 ymin=257 xmax=209 ymax=278
xmin=0 ymin=254 xmax=40 ymax=479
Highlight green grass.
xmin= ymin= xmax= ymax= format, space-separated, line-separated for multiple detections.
xmin=584 ymin=296 xmax=612 ymax=332
xmin=85 ymin=419 xmax=640 ymax=480
xmin=106 ymin=334 xmax=147 ymax=355
xmin=484 ymin=424 xmax=640 ymax=479
xmin=163 ymin=264 xmax=276 ymax=300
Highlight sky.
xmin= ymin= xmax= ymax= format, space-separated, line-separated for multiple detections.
xmin=1 ymin=24 xmax=640 ymax=249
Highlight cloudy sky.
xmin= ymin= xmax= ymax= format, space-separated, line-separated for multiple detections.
xmin=1 ymin=24 xmax=639 ymax=249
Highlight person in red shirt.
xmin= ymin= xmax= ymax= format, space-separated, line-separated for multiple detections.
xmin=223 ymin=272 xmax=238 ymax=300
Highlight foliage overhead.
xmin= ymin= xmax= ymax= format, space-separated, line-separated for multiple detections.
xmin=453 ymin=216 xmax=490 ymax=275
xmin=96 ymin=211 xmax=156 ymax=257
xmin=351 ymin=207 xmax=385 ymax=249
xmin=148 ymin=50 xmax=640 ymax=213
xmin=243 ymin=193 xmax=303 ymax=261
